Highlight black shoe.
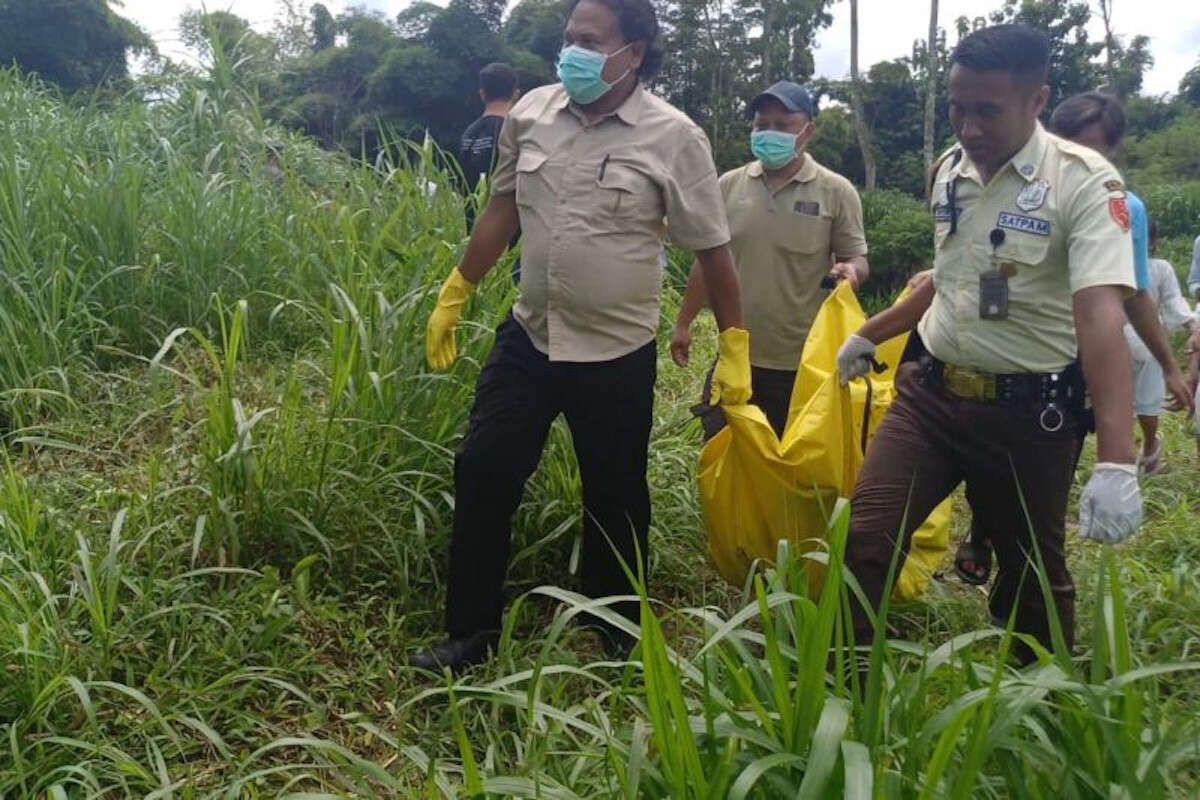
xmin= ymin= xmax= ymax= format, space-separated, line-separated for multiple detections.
xmin=598 ymin=627 xmax=637 ymax=662
xmin=409 ymin=632 xmax=498 ymax=674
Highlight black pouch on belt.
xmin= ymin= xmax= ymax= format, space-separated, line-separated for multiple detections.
xmin=1061 ymin=359 xmax=1095 ymax=433
xmin=900 ymin=330 xmax=928 ymax=365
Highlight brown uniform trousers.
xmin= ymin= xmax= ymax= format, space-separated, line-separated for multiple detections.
xmin=846 ymin=358 xmax=1080 ymax=660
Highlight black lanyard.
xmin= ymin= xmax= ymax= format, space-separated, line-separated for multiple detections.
xmin=944 ymin=149 xmax=965 ymax=236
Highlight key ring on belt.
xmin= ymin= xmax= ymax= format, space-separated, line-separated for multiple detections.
xmin=1039 ymin=372 xmax=1066 ymax=432
xmin=1039 ymin=402 xmax=1065 ymax=432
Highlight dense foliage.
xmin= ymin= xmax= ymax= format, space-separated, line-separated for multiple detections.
xmin=5 ymin=0 xmax=1200 ymax=198
xmin=1 ymin=1 xmax=1200 ymax=794
xmin=0 ymin=68 xmax=1198 ymax=796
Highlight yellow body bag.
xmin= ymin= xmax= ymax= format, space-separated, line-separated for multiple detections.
xmin=698 ymin=282 xmax=951 ymax=600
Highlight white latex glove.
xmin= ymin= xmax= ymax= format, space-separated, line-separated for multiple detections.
xmin=837 ymin=333 xmax=876 ymax=386
xmin=1078 ymin=463 xmax=1142 ymax=544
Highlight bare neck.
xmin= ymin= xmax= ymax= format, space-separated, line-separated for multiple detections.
xmin=977 ymin=125 xmax=1037 ymax=186
xmin=483 ymin=100 xmax=514 ymax=117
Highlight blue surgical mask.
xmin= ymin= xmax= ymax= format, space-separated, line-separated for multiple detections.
xmin=751 ymin=130 xmax=799 ymax=169
xmin=557 ymin=43 xmax=633 ymax=105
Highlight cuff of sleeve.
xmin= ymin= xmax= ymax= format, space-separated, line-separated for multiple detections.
xmin=676 ymin=235 xmax=731 ymax=254
xmin=1070 ymin=274 xmax=1138 ymax=297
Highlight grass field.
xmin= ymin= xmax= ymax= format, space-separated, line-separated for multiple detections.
xmin=2 ymin=69 xmax=1200 ymax=797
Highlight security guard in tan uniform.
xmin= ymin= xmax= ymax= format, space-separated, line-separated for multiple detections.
xmin=671 ymin=81 xmax=869 ymax=438
xmin=840 ymin=24 xmax=1142 ymax=662
xmin=414 ymin=0 xmax=750 ymax=672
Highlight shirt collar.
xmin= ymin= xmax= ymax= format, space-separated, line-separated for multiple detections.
xmin=556 ymin=82 xmax=646 ymax=126
xmin=747 ymin=153 xmax=818 ymax=183
xmin=954 ymin=123 xmax=1048 ymax=184
xmin=1005 ymin=122 xmax=1048 ymax=182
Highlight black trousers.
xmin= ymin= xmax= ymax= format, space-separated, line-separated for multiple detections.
xmin=699 ymin=365 xmax=798 ymax=440
xmin=444 ymin=315 xmax=656 ymax=637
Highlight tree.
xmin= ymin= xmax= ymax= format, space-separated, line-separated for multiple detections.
xmin=989 ymin=0 xmax=1102 ymax=112
xmin=656 ymin=0 xmax=760 ymax=171
xmin=466 ymin=0 xmax=507 ymax=33
xmin=1093 ymin=0 xmax=1152 ymax=97
xmin=0 ymin=0 xmax=152 ymax=91
xmin=848 ymin=0 xmax=876 ymax=189
xmin=181 ymin=10 xmax=278 ymax=72
xmin=312 ymin=4 xmax=336 ymax=52
xmin=396 ymin=1 xmax=444 ymax=42
xmin=1108 ymin=34 xmax=1152 ymax=97
xmin=504 ymin=0 xmax=564 ymax=66
xmin=1097 ymin=0 xmax=1116 ymax=89
xmin=1181 ymin=59 xmax=1200 ymax=108
xmin=923 ymin=0 xmax=938 ymax=194
xmin=740 ymin=0 xmax=833 ymax=87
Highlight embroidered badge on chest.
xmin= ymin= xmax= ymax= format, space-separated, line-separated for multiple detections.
xmin=794 ymin=201 xmax=820 ymax=216
xmin=997 ymin=211 xmax=1051 ymax=237
xmin=1015 ymin=179 xmax=1050 ymax=212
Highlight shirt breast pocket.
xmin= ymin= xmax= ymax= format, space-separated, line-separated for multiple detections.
xmin=515 ymin=150 xmax=552 ymax=209
xmin=995 ymin=236 xmax=1051 ymax=271
xmin=781 ymin=211 xmax=833 ymax=255
xmin=596 ymin=163 xmax=659 ymax=222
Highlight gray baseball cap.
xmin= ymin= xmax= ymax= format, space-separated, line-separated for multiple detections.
xmin=750 ymin=81 xmax=814 ymax=116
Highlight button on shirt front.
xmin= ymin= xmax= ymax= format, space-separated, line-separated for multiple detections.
xmin=491 ymin=83 xmax=731 ymax=362
xmin=919 ymin=124 xmax=1137 ymax=374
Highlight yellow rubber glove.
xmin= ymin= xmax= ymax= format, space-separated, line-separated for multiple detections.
xmin=710 ymin=327 xmax=752 ymax=407
xmin=426 ymin=267 xmax=477 ymax=370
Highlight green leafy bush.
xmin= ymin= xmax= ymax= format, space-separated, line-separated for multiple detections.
xmin=1140 ymin=181 xmax=1200 ymax=241
xmin=860 ymin=189 xmax=934 ymax=298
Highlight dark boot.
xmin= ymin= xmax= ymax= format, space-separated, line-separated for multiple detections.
xmin=409 ymin=631 xmax=499 ymax=674
xmin=599 ymin=625 xmax=637 ymax=662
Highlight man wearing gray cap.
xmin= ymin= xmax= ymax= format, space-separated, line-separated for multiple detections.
xmin=671 ymin=80 xmax=869 ymax=437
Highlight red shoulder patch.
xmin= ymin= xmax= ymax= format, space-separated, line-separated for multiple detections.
xmin=1108 ymin=196 xmax=1131 ymax=232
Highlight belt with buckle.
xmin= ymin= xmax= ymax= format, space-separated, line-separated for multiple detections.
xmin=919 ymin=357 xmax=1084 ymax=433
xmin=922 ymin=358 xmax=1060 ymax=404
xmin=941 ymin=363 xmax=997 ymax=401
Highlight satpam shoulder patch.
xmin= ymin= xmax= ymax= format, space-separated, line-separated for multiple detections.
xmin=1103 ymin=179 xmax=1125 ymax=193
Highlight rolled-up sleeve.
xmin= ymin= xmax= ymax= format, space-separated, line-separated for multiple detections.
xmin=661 ymin=129 xmax=730 ymax=252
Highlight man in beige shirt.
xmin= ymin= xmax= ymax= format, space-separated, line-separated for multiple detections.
xmin=838 ymin=24 xmax=1141 ymax=663
xmin=414 ymin=0 xmax=750 ymax=672
xmin=670 ymin=81 xmax=869 ymax=438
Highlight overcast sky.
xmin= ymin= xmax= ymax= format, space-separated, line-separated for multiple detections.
xmin=120 ymin=0 xmax=1200 ymax=96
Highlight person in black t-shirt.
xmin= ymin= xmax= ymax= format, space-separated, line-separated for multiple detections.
xmin=460 ymin=63 xmax=520 ymax=225
xmin=459 ymin=63 xmax=522 ymax=281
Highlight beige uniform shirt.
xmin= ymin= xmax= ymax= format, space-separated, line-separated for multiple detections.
xmin=492 ymin=84 xmax=731 ymax=362
xmin=721 ymin=155 xmax=868 ymax=370
xmin=918 ymin=123 xmax=1136 ymax=374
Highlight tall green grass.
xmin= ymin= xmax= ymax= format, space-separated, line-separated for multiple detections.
xmin=0 ymin=66 xmax=1198 ymax=796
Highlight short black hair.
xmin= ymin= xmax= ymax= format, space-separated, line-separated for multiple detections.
xmin=564 ymin=0 xmax=664 ymax=80
xmin=479 ymin=62 xmax=518 ymax=102
xmin=1148 ymin=217 xmax=1158 ymax=243
xmin=1049 ymin=91 xmax=1127 ymax=148
xmin=952 ymin=24 xmax=1050 ymax=91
